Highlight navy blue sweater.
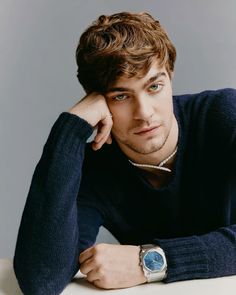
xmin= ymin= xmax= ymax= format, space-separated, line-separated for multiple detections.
xmin=14 ymin=88 xmax=236 ymax=294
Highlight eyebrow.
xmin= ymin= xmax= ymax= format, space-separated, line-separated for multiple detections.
xmin=106 ymin=72 xmax=167 ymax=94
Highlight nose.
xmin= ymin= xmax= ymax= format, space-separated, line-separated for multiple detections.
xmin=133 ymin=94 xmax=155 ymax=121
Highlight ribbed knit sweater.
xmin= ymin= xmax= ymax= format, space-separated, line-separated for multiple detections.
xmin=14 ymin=88 xmax=236 ymax=295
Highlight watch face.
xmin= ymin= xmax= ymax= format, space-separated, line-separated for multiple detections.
xmin=143 ymin=251 xmax=164 ymax=272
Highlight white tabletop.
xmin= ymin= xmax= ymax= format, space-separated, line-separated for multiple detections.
xmin=1 ymin=259 xmax=236 ymax=295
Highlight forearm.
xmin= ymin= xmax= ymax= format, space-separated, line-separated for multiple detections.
xmin=154 ymin=224 xmax=236 ymax=283
xmin=14 ymin=113 xmax=93 ymax=295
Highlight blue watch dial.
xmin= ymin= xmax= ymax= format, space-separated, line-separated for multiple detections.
xmin=144 ymin=251 xmax=164 ymax=271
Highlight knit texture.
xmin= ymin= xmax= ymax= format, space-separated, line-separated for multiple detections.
xmin=14 ymin=88 xmax=236 ymax=294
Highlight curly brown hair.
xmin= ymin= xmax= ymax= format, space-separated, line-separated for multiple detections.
xmin=76 ymin=12 xmax=176 ymax=93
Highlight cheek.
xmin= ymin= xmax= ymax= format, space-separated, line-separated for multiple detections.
xmin=111 ymin=106 xmax=131 ymax=126
xmin=154 ymin=100 xmax=173 ymax=131
xmin=154 ymin=101 xmax=172 ymax=120
xmin=112 ymin=116 xmax=127 ymax=133
xmin=111 ymin=112 xmax=132 ymax=138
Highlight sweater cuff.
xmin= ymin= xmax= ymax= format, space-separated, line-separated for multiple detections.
xmin=43 ymin=112 xmax=93 ymax=156
xmin=154 ymin=235 xmax=209 ymax=283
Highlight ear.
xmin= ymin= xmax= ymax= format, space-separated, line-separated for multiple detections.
xmin=170 ymin=71 xmax=174 ymax=81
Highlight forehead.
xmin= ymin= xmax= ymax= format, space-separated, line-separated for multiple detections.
xmin=111 ymin=61 xmax=168 ymax=88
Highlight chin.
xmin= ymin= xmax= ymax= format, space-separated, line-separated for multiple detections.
xmin=114 ymin=129 xmax=168 ymax=155
xmin=125 ymin=137 xmax=166 ymax=155
xmin=135 ymin=144 xmax=164 ymax=155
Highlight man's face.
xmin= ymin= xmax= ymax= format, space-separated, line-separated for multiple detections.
xmin=105 ymin=61 xmax=174 ymax=158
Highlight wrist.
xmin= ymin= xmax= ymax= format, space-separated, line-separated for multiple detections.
xmin=134 ymin=246 xmax=148 ymax=284
xmin=68 ymin=108 xmax=97 ymax=127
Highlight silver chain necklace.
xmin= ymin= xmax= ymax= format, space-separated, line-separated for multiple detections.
xmin=128 ymin=146 xmax=178 ymax=173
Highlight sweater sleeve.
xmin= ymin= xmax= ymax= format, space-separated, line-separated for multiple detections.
xmin=154 ymin=88 xmax=236 ymax=283
xmin=13 ymin=112 xmax=103 ymax=295
xmin=154 ymin=224 xmax=236 ymax=283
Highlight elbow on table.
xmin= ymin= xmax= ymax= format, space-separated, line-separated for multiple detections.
xmin=13 ymin=257 xmax=77 ymax=295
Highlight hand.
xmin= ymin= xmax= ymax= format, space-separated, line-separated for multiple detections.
xmin=79 ymin=243 xmax=147 ymax=289
xmin=68 ymin=92 xmax=113 ymax=151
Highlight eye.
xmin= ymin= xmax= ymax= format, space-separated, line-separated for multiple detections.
xmin=149 ymin=83 xmax=163 ymax=92
xmin=113 ymin=94 xmax=128 ymax=101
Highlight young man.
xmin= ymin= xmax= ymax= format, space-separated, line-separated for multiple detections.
xmin=14 ymin=12 xmax=236 ymax=295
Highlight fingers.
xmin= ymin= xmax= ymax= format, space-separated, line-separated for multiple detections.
xmin=91 ymin=279 xmax=102 ymax=288
xmin=106 ymin=134 xmax=112 ymax=145
xmin=92 ymin=114 xmax=113 ymax=150
xmin=79 ymin=257 xmax=95 ymax=275
xmin=79 ymin=247 xmax=94 ymax=264
xmin=86 ymin=269 xmax=101 ymax=283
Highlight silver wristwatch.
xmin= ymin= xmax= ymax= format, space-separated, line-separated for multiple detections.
xmin=139 ymin=244 xmax=167 ymax=282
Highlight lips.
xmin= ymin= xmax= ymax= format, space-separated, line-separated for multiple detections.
xmin=134 ymin=125 xmax=160 ymax=135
